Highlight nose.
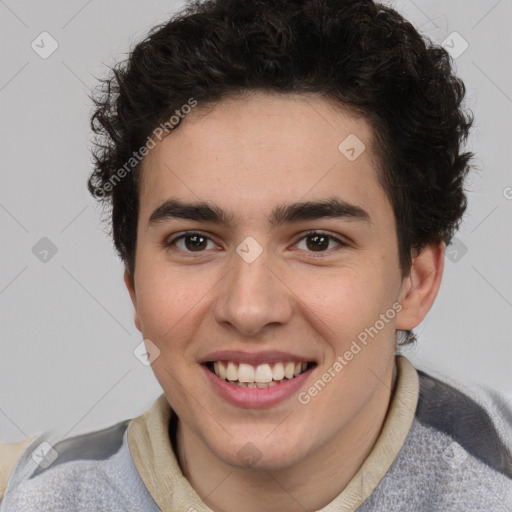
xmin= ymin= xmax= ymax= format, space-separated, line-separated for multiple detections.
xmin=212 ymin=249 xmax=294 ymax=336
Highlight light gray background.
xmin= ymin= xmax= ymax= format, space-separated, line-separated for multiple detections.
xmin=1 ymin=0 xmax=511 ymax=443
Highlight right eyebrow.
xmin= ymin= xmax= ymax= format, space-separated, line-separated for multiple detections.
xmin=148 ymin=199 xmax=234 ymax=227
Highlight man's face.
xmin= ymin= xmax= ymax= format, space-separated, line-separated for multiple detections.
xmin=127 ymin=92 xmax=407 ymax=470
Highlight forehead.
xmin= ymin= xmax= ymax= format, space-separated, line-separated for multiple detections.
xmin=138 ymin=91 xmax=388 ymax=222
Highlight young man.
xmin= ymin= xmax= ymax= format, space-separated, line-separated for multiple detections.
xmin=1 ymin=0 xmax=511 ymax=510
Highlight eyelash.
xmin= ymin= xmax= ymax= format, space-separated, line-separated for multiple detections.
xmin=164 ymin=230 xmax=347 ymax=256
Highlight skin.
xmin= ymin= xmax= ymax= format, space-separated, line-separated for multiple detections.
xmin=125 ymin=91 xmax=444 ymax=512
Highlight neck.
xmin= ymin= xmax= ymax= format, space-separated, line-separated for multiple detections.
xmin=175 ymin=362 xmax=397 ymax=512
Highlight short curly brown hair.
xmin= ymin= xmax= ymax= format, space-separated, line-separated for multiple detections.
xmin=88 ymin=0 xmax=475 ymax=345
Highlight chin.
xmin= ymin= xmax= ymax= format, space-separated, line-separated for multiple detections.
xmin=212 ymin=432 xmax=310 ymax=471
xmin=224 ymin=449 xmax=299 ymax=472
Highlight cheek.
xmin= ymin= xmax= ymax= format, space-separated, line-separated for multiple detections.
xmin=134 ymin=262 xmax=205 ymax=337
xmin=292 ymin=262 xmax=398 ymax=342
xmin=296 ymin=265 xmax=375 ymax=315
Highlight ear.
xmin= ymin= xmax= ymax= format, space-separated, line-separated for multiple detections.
xmin=395 ymin=241 xmax=445 ymax=330
xmin=124 ymin=268 xmax=142 ymax=332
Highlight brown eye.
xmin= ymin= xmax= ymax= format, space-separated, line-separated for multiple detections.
xmin=184 ymin=234 xmax=208 ymax=251
xmin=165 ymin=232 xmax=215 ymax=252
xmin=295 ymin=231 xmax=345 ymax=254
xmin=306 ymin=234 xmax=330 ymax=251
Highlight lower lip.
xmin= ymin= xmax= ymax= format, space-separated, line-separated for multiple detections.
xmin=201 ymin=364 xmax=315 ymax=409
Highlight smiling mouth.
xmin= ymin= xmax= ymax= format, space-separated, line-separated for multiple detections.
xmin=203 ymin=361 xmax=317 ymax=388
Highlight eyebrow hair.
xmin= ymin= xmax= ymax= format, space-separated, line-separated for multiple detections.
xmin=148 ymin=197 xmax=371 ymax=228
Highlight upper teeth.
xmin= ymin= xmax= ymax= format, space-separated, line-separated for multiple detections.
xmin=213 ymin=361 xmax=309 ymax=383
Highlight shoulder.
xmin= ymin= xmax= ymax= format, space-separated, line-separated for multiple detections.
xmin=362 ymin=369 xmax=512 ymax=511
xmin=0 ymin=419 xmax=156 ymax=511
xmin=415 ymin=368 xmax=512 ymax=478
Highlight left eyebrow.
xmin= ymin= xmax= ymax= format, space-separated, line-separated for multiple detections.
xmin=268 ymin=197 xmax=372 ymax=228
xmin=147 ymin=197 xmax=372 ymax=228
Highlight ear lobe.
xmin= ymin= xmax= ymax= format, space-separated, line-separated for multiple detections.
xmin=395 ymin=241 xmax=445 ymax=331
xmin=124 ymin=268 xmax=142 ymax=332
